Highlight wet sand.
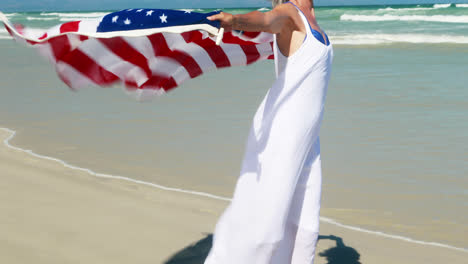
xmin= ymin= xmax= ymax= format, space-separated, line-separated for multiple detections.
xmin=0 ymin=128 xmax=466 ymax=264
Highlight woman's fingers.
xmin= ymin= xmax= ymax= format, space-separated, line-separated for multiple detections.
xmin=207 ymin=12 xmax=233 ymax=31
xmin=207 ymin=13 xmax=223 ymax=21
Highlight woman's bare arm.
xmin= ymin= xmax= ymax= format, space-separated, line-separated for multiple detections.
xmin=207 ymin=6 xmax=291 ymax=34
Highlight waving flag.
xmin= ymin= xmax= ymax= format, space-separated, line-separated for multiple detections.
xmin=0 ymin=9 xmax=273 ymax=99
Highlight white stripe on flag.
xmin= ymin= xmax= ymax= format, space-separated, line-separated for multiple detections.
xmin=163 ymin=33 xmax=217 ymax=73
xmin=257 ymin=42 xmax=275 ymax=60
xmin=220 ymin=43 xmax=247 ymax=66
xmin=78 ymin=38 xmax=148 ymax=86
xmin=67 ymin=34 xmax=84 ymax=51
xmin=123 ymin=36 xmax=156 ymax=60
xmin=77 ymin=19 xmax=100 ymax=33
xmin=124 ymin=35 xmax=191 ymax=85
xmin=148 ymin=56 xmax=190 ymax=85
xmin=56 ymin=61 xmax=97 ymax=89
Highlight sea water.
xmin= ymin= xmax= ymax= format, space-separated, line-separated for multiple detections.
xmin=0 ymin=4 xmax=467 ymax=250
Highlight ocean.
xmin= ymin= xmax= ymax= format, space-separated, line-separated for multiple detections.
xmin=0 ymin=4 xmax=467 ymax=251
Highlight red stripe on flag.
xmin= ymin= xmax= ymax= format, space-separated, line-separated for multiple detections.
xmin=268 ymin=42 xmax=275 ymax=60
xmin=48 ymin=35 xmax=71 ymax=61
xmin=99 ymin=37 xmax=153 ymax=78
xmin=39 ymin=33 xmax=48 ymax=40
xmin=4 ymin=24 xmax=13 ymax=36
xmin=59 ymin=49 xmax=119 ymax=85
xmin=222 ymin=32 xmax=259 ymax=45
xmin=147 ymin=33 xmax=203 ymax=79
xmin=240 ymin=45 xmax=260 ymax=65
xmin=181 ymin=31 xmax=231 ymax=68
xmin=242 ymin=31 xmax=261 ymax=38
xmin=26 ymin=40 xmax=38 ymax=45
xmin=60 ymin=21 xmax=80 ymax=33
xmin=124 ymin=80 xmax=139 ymax=90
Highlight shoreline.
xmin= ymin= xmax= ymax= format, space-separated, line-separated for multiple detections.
xmin=1 ymin=126 xmax=466 ymax=254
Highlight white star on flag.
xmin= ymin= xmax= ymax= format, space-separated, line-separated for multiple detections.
xmin=124 ymin=18 xmax=131 ymax=25
xmin=136 ymin=9 xmax=143 ymax=12
xmin=112 ymin=16 xmax=118 ymax=23
xmin=146 ymin=10 xmax=154 ymax=16
xmin=182 ymin=9 xmax=192 ymax=14
xmin=160 ymin=13 xmax=168 ymax=23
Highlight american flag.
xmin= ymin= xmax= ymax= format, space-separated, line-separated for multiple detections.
xmin=0 ymin=9 xmax=274 ymax=99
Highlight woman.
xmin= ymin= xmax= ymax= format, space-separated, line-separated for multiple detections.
xmin=205 ymin=0 xmax=333 ymax=263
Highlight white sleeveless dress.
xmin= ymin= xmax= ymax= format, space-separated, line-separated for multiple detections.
xmin=205 ymin=4 xmax=333 ymax=264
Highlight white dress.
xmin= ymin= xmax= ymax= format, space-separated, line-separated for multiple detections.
xmin=205 ymin=4 xmax=333 ymax=264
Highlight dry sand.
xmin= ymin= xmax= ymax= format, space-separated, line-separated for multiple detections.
xmin=0 ymin=128 xmax=466 ymax=264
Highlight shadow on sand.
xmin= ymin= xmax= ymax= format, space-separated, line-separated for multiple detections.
xmin=163 ymin=234 xmax=213 ymax=264
xmin=317 ymin=235 xmax=361 ymax=264
xmin=163 ymin=233 xmax=360 ymax=264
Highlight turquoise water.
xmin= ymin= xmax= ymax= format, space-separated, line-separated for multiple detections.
xmin=0 ymin=4 xmax=467 ymax=249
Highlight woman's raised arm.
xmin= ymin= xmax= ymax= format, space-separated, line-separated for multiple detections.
xmin=207 ymin=6 xmax=291 ymax=34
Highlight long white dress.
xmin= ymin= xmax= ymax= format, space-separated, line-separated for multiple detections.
xmin=205 ymin=5 xmax=333 ymax=264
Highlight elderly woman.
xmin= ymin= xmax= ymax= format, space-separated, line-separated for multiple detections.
xmin=205 ymin=0 xmax=333 ymax=263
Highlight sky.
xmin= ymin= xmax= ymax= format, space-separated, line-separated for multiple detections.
xmin=1 ymin=0 xmax=467 ymax=12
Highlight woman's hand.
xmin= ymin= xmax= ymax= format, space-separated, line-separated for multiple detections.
xmin=207 ymin=12 xmax=234 ymax=32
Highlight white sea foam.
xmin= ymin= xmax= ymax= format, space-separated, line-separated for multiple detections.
xmin=0 ymin=29 xmax=10 ymax=39
xmin=59 ymin=17 xmax=100 ymax=22
xmin=0 ymin=127 xmax=231 ymax=201
xmin=5 ymin=13 xmax=18 ymax=17
xmin=40 ymin=12 xmax=108 ymax=18
xmin=257 ymin=7 xmax=271 ymax=12
xmin=433 ymin=3 xmax=452 ymax=8
xmin=36 ymin=12 xmax=107 ymax=23
xmin=330 ymin=34 xmax=468 ymax=45
xmin=341 ymin=14 xmax=468 ymax=23
xmin=378 ymin=6 xmax=439 ymax=11
xmin=456 ymin=4 xmax=468 ymax=8
xmin=1 ymin=126 xmax=467 ymax=253
xmin=27 ymin=14 xmax=103 ymax=22
xmin=177 ymin=9 xmax=194 ymax=13
xmin=26 ymin=17 xmax=57 ymax=21
xmin=320 ymin=217 xmax=468 ymax=253
xmin=380 ymin=3 xmax=452 ymax=11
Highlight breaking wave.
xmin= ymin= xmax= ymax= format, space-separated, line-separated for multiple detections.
xmin=40 ymin=12 xmax=108 ymax=18
xmin=433 ymin=4 xmax=452 ymax=8
xmin=59 ymin=17 xmax=101 ymax=22
xmin=330 ymin=34 xmax=468 ymax=45
xmin=378 ymin=7 xmax=432 ymax=11
xmin=0 ymin=28 xmax=12 ymax=40
xmin=26 ymin=17 xmax=57 ymax=21
xmin=378 ymin=3 xmax=452 ymax=12
xmin=341 ymin=14 xmax=468 ymax=23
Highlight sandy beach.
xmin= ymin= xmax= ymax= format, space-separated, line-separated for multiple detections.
xmin=0 ymin=128 xmax=466 ymax=264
